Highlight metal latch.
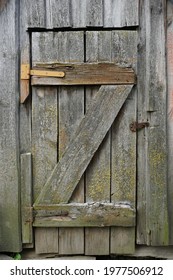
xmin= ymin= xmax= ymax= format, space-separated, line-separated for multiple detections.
xmin=130 ymin=121 xmax=149 ymax=132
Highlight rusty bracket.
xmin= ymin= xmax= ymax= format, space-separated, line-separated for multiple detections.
xmin=130 ymin=121 xmax=149 ymax=132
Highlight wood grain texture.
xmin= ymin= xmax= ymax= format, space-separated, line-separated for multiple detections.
xmin=34 ymin=228 xmax=59 ymax=253
xmin=103 ymin=0 xmax=139 ymax=27
xmin=20 ymin=0 xmax=32 ymax=154
xmin=110 ymin=30 xmax=137 ymax=254
xmin=137 ymin=0 xmax=168 ymax=246
xmin=85 ymin=31 xmax=111 ymax=256
xmin=71 ymin=0 xmax=87 ymax=27
xmin=31 ymin=63 xmax=136 ymax=86
xmin=45 ymin=0 xmax=71 ymax=28
xmin=0 ymin=0 xmax=21 ymax=252
xmin=21 ymin=153 xmax=33 ymax=244
xmin=32 ymin=86 xmax=58 ymax=254
xmin=167 ymin=0 xmax=173 ymax=245
xmin=56 ymin=32 xmax=84 ymax=255
xmin=110 ymin=227 xmax=135 ymax=255
xmin=86 ymin=0 xmax=103 ymax=27
xmin=22 ymin=0 xmax=45 ymax=28
xmin=32 ymin=32 xmax=60 ymax=254
xmin=35 ymin=85 xmax=133 ymax=206
xmin=34 ymin=203 xmax=135 ymax=227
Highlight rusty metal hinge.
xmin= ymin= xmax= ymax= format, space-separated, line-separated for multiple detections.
xmin=130 ymin=121 xmax=149 ymax=132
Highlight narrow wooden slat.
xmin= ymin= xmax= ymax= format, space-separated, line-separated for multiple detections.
xmin=110 ymin=30 xmax=137 ymax=254
xmin=167 ymin=0 xmax=173 ymax=245
xmin=34 ymin=203 xmax=135 ymax=227
xmin=85 ymin=31 xmax=112 ymax=256
xmin=32 ymin=32 xmax=60 ymax=254
xmin=137 ymin=0 xmax=168 ymax=245
xmin=21 ymin=153 xmax=33 ymax=244
xmin=35 ymin=85 xmax=133 ymax=206
xmin=71 ymin=0 xmax=87 ymax=27
xmin=20 ymin=0 xmax=32 ymax=152
xmin=110 ymin=92 xmax=136 ymax=254
xmin=22 ymin=0 xmax=45 ymax=28
xmin=46 ymin=0 xmax=71 ymax=28
xmin=31 ymin=63 xmax=135 ymax=86
xmin=86 ymin=0 xmax=103 ymax=27
xmin=32 ymin=86 xmax=58 ymax=254
xmin=0 ymin=0 xmax=21 ymax=252
xmin=103 ymin=0 xmax=139 ymax=27
xmin=57 ymin=32 xmax=84 ymax=255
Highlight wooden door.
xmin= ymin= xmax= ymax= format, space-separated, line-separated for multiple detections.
xmin=22 ymin=30 xmax=137 ymax=255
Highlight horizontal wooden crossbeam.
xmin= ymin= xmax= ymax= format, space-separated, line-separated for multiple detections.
xmin=33 ymin=203 xmax=135 ymax=227
xmin=31 ymin=62 xmax=136 ymax=86
xmin=21 ymin=62 xmax=135 ymax=103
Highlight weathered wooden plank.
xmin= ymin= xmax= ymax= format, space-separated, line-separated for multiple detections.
xmin=106 ymin=30 xmax=137 ymax=254
xmin=34 ymin=203 xmax=135 ymax=227
xmin=32 ymin=32 xmax=60 ymax=254
xmin=71 ymin=0 xmax=87 ymax=27
xmin=35 ymin=85 xmax=133 ymax=206
xmin=31 ymin=63 xmax=135 ymax=86
xmin=20 ymin=0 xmax=32 ymax=153
xmin=57 ymin=32 xmax=84 ymax=255
xmin=21 ymin=153 xmax=33 ymax=244
xmin=45 ymin=0 xmax=71 ymax=28
xmin=21 ymin=0 xmax=45 ymax=28
xmin=103 ymin=0 xmax=139 ymax=27
xmin=86 ymin=0 xmax=103 ymax=27
xmin=137 ymin=0 xmax=168 ymax=245
xmin=0 ymin=0 xmax=21 ymax=252
xmin=111 ymin=227 xmax=135 ymax=255
xmin=85 ymin=31 xmax=111 ymax=256
xmin=110 ymin=91 xmax=136 ymax=254
xmin=110 ymin=30 xmax=137 ymax=254
xmin=32 ymin=86 xmax=59 ymax=254
xmin=35 ymin=228 xmax=59 ymax=254
xmin=167 ymin=0 xmax=173 ymax=245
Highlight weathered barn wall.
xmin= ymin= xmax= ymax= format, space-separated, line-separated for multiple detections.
xmin=0 ymin=0 xmax=21 ymax=252
xmin=0 ymin=0 xmax=172 ymax=256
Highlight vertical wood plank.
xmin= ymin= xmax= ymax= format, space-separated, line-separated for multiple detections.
xmin=21 ymin=0 xmax=45 ymax=28
xmin=20 ymin=0 xmax=32 ymax=154
xmin=137 ymin=0 xmax=169 ymax=245
xmin=57 ymin=32 xmax=85 ymax=255
xmin=103 ymin=0 xmax=139 ymax=27
xmin=71 ymin=0 xmax=87 ymax=28
xmin=32 ymin=86 xmax=58 ymax=254
xmin=110 ymin=31 xmax=137 ymax=254
xmin=32 ymin=33 xmax=59 ymax=254
xmin=21 ymin=153 xmax=33 ymax=244
xmin=0 ymin=0 xmax=21 ymax=252
xmin=167 ymin=0 xmax=173 ymax=245
xmin=46 ymin=0 xmax=71 ymax=29
xmin=86 ymin=0 xmax=103 ymax=27
xmin=85 ymin=31 xmax=111 ymax=256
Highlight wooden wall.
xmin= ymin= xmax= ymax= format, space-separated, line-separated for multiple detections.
xmin=0 ymin=0 xmax=21 ymax=252
xmin=0 ymin=0 xmax=172 ymax=254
